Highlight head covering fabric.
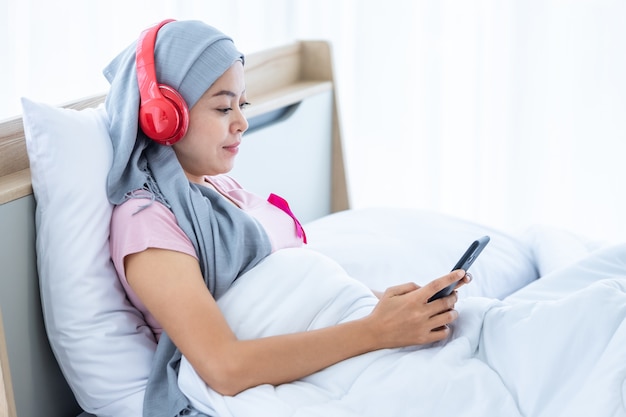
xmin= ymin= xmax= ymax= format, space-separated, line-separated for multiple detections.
xmin=102 ymin=20 xmax=272 ymax=416
xmin=103 ymin=19 xmax=246 ymax=205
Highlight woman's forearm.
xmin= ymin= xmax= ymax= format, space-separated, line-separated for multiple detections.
xmin=201 ymin=316 xmax=378 ymax=396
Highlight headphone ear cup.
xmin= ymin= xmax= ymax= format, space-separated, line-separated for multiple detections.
xmin=138 ymin=84 xmax=189 ymax=145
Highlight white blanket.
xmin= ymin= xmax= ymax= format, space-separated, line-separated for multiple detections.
xmin=178 ymin=247 xmax=626 ymax=417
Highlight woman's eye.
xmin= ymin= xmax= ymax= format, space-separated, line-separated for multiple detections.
xmin=217 ymin=102 xmax=249 ymax=114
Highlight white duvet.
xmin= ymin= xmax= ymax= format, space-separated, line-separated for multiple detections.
xmin=178 ymin=246 xmax=626 ymax=417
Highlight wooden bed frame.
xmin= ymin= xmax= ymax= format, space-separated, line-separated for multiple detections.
xmin=0 ymin=40 xmax=349 ymax=417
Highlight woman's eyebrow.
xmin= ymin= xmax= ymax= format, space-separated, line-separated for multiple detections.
xmin=212 ymin=90 xmax=235 ymax=98
xmin=212 ymin=89 xmax=246 ymax=98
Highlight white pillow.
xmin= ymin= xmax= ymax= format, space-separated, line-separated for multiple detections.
xmin=519 ymin=224 xmax=603 ymax=277
xmin=505 ymin=241 xmax=626 ymax=304
xmin=21 ymin=98 xmax=154 ymax=417
xmin=305 ymin=207 xmax=539 ymax=299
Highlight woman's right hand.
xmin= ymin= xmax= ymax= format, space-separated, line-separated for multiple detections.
xmin=366 ymin=270 xmax=466 ymax=348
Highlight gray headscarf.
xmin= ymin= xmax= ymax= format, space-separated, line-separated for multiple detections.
xmin=103 ymin=20 xmax=272 ymax=416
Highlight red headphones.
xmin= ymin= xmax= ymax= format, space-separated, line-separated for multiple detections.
xmin=136 ymin=19 xmax=189 ymax=146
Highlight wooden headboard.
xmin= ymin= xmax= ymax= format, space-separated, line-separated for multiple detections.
xmin=0 ymin=40 xmax=349 ymax=208
xmin=0 ymin=40 xmax=349 ymax=417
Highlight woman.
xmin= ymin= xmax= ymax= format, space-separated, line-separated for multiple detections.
xmin=104 ymin=19 xmax=470 ymax=416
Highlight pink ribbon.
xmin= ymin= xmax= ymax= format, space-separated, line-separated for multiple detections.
xmin=267 ymin=193 xmax=307 ymax=244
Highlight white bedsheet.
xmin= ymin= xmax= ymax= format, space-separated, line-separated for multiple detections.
xmin=178 ymin=246 xmax=626 ymax=417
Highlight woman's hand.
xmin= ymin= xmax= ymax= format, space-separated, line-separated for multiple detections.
xmin=366 ymin=270 xmax=469 ymax=347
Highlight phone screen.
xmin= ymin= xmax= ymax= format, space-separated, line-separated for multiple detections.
xmin=428 ymin=235 xmax=490 ymax=302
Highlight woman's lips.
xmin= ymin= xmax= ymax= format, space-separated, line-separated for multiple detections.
xmin=223 ymin=142 xmax=240 ymax=154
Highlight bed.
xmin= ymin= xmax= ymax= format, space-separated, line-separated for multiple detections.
xmin=1 ymin=40 xmax=625 ymax=417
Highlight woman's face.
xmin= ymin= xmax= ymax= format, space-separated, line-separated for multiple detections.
xmin=173 ymin=61 xmax=249 ymax=184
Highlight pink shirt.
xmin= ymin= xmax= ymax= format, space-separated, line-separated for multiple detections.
xmin=110 ymin=175 xmax=305 ymax=339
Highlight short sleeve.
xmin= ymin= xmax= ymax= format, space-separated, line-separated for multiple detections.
xmin=110 ymin=197 xmax=197 ymax=337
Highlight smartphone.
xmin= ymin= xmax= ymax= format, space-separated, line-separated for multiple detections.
xmin=428 ymin=235 xmax=490 ymax=302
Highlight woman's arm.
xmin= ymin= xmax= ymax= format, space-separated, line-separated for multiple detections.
xmin=125 ymin=248 xmax=466 ymax=396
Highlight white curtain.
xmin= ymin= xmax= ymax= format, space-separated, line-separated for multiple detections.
xmin=2 ymin=0 xmax=625 ymax=242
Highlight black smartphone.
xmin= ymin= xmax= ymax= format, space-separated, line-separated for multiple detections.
xmin=428 ymin=235 xmax=490 ymax=302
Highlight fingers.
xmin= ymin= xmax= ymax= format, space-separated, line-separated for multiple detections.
xmin=428 ymin=324 xmax=452 ymax=343
xmin=430 ymin=307 xmax=459 ymax=329
xmin=371 ymin=282 xmax=461 ymax=347
xmin=426 ymin=304 xmax=460 ymax=342
xmin=428 ymin=291 xmax=458 ymax=314
xmin=420 ymin=308 xmax=459 ymax=344
xmin=382 ymin=282 xmax=420 ymax=298
xmin=419 ymin=270 xmax=465 ymax=302
xmin=453 ymin=272 xmax=472 ymax=290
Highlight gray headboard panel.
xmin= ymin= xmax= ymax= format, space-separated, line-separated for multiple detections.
xmin=0 ymin=196 xmax=81 ymax=416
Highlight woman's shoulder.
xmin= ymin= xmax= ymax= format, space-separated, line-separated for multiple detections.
xmin=110 ymin=191 xmax=196 ymax=258
xmin=112 ymin=191 xmax=175 ymax=222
